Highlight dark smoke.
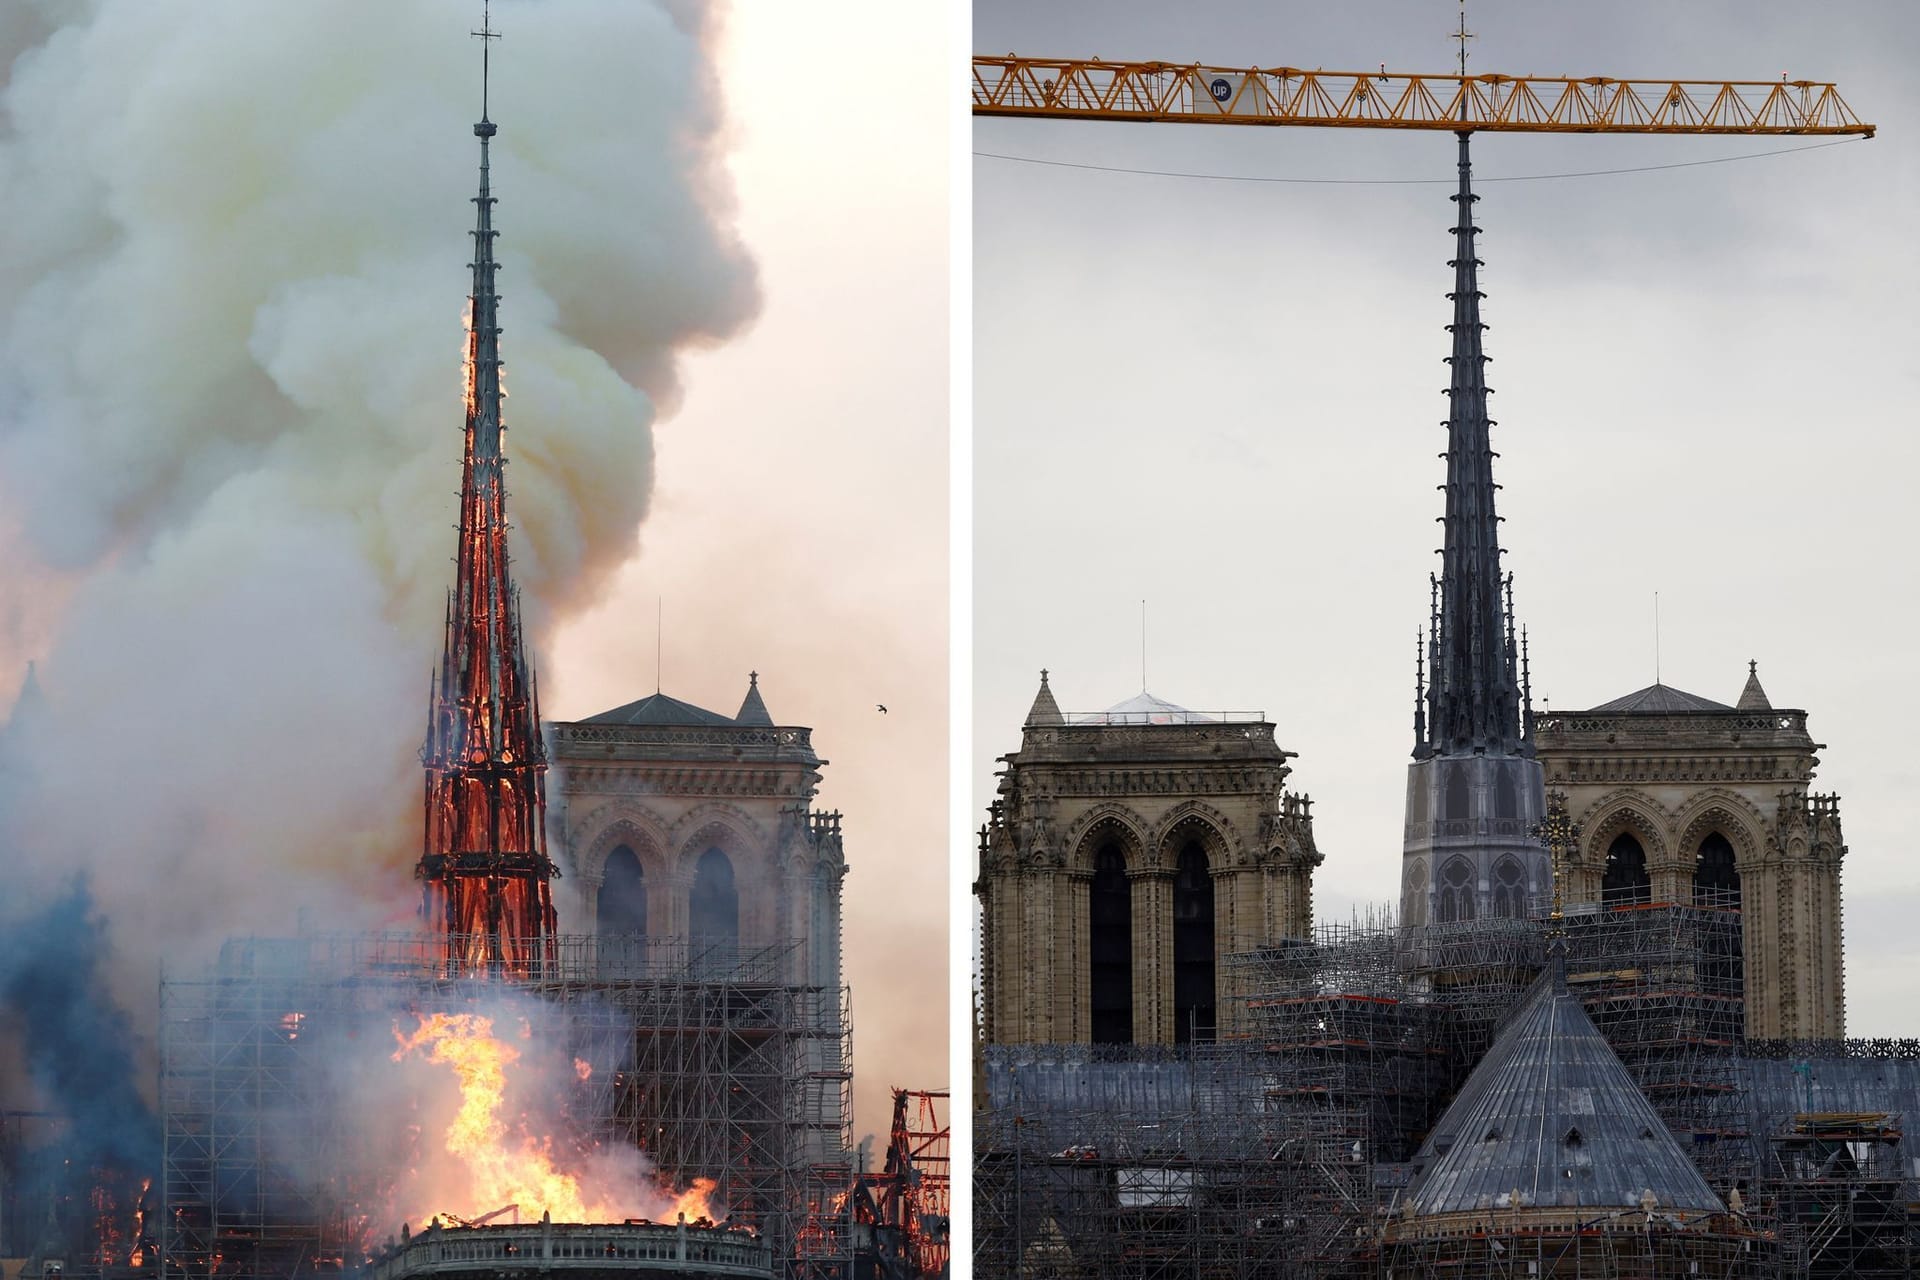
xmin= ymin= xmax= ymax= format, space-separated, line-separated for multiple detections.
xmin=0 ymin=878 xmax=160 ymax=1174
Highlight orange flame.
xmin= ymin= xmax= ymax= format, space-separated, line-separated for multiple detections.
xmin=392 ymin=1012 xmax=718 ymax=1226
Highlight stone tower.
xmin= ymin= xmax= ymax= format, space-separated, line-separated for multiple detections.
xmin=975 ymin=673 xmax=1321 ymax=1047
xmin=1534 ymin=662 xmax=1847 ymax=1040
xmin=547 ymin=673 xmax=846 ymax=997
xmin=1401 ymin=132 xmax=1547 ymax=931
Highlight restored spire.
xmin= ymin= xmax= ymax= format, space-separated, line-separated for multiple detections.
xmin=417 ymin=7 xmax=558 ymax=977
xmin=1419 ymin=131 xmax=1527 ymax=759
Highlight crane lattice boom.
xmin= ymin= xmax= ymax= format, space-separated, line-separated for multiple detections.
xmin=973 ymin=57 xmax=1873 ymax=135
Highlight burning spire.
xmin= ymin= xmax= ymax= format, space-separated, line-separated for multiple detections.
xmin=417 ymin=8 xmax=558 ymax=975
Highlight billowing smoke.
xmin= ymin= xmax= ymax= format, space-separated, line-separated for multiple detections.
xmin=0 ymin=879 xmax=158 ymax=1175
xmin=0 ymin=0 xmax=757 ymax=1165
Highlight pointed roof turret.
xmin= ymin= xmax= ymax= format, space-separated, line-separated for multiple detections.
xmin=1418 ymin=132 xmax=1527 ymax=760
xmin=1737 ymin=659 xmax=1772 ymax=711
xmin=1401 ymin=966 xmax=1724 ymax=1218
xmin=1024 ymin=669 xmax=1064 ymax=727
xmin=735 ymin=671 xmax=774 ymax=725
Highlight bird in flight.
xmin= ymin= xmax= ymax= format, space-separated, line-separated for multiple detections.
xmin=876 ymin=704 xmax=888 ymax=714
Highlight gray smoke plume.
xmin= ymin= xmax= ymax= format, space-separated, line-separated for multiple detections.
xmin=0 ymin=0 xmax=758 ymax=1149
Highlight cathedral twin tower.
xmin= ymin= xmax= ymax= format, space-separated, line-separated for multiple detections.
xmin=976 ymin=131 xmax=1847 ymax=1049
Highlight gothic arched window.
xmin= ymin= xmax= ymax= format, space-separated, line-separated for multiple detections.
xmin=690 ymin=848 xmax=739 ymax=952
xmin=1089 ymin=842 xmax=1133 ymax=1045
xmin=1693 ymin=832 xmax=1741 ymax=908
xmin=1491 ymin=856 xmax=1526 ymax=919
xmin=1437 ymin=857 xmax=1476 ymax=924
xmin=1444 ymin=766 xmax=1472 ymax=822
xmin=1403 ymin=858 xmax=1430 ymax=928
xmin=1602 ymin=832 xmax=1651 ymax=908
xmin=597 ymin=844 xmax=647 ymax=938
xmin=1494 ymin=768 xmax=1519 ymax=821
xmin=1172 ymin=840 xmax=1215 ymax=1044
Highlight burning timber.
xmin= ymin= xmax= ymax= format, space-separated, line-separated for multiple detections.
xmin=364 ymin=1220 xmax=773 ymax=1280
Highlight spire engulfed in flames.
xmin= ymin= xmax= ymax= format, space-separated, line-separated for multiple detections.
xmin=415 ymin=21 xmax=558 ymax=976
xmin=392 ymin=1013 xmax=718 ymax=1226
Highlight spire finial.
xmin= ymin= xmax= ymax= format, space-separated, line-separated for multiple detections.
xmin=473 ymin=1 xmax=499 ymax=126
xmin=1453 ymin=2 xmax=1474 ymax=81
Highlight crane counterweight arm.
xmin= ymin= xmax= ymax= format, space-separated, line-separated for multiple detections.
xmin=973 ymin=57 xmax=1874 ymax=136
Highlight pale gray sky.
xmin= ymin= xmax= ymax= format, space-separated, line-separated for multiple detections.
xmin=974 ymin=1 xmax=1920 ymax=1034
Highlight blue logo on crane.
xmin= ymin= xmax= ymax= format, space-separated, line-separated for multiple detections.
xmin=1209 ymin=77 xmax=1232 ymax=102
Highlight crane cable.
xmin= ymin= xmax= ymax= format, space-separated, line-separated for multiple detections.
xmin=972 ymin=135 xmax=1865 ymax=185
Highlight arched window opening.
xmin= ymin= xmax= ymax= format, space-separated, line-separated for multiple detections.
xmin=597 ymin=845 xmax=647 ymax=938
xmin=1172 ymin=840 xmax=1215 ymax=1044
xmin=1403 ymin=858 xmax=1430 ymax=928
xmin=1694 ymin=831 xmax=1745 ymax=994
xmin=1602 ymin=832 xmax=1651 ymax=908
xmin=1494 ymin=768 xmax=1519 ymax=821
xmin=1089 ymin=841 xmax=1133 ymax=1045
xmin=1444 ymin=766 xmax=1472 ymax=822
xmin=1491 ymin=856 xmax=1526 ymax=919
xmin=1437 ymin=858 xmax=1476 ymax=924
xmin=690 ymin=848 xmax=739 ymax=954
xmin=1693 ymin=832 xmax=1741 ymax=908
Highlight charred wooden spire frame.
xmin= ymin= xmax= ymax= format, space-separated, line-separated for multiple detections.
xmin=417 ymin=6 xmax=559 ymax=976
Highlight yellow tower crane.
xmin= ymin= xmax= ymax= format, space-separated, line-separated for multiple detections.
xmin=972 ymin=56 xmax=1874 ymax=137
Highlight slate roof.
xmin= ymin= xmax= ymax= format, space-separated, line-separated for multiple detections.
xmin=581 ymin=692 xmax=737 ymax=727
xmin=1403 ymin=956 xmax=1725 ymax=1218
xmin=1584 ymin=683 xmax=1732 ymax=714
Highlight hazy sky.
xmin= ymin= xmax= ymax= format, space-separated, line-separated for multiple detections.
xmin=974 ymin=1 xmax=1920 ymax=1033
xmin=548 ymin=4 xmax=949 ymax=1140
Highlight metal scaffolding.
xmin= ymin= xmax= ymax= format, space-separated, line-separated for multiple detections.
xmin=1761 ymin=1114 xmax=1914 ymax=1280
xmin=159 ymin=933 xmax=850 ymax=1280
xmin=976 ymin=895 xmax=1920 ymax=1279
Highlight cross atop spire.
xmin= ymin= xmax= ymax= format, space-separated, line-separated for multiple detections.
xmin=473 ymin=0 xmax=498 ymax=127
xmin=1416 ymin=129 xmax=1529 ymax=760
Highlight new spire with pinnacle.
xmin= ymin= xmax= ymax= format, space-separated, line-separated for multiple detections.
xmin=1417 ymin=131 xmax=1529 ymax=760
xmin=418 ymin=6 xmax=559 ymax=976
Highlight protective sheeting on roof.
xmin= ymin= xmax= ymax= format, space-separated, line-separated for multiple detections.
xmin=1403 ymin=958 xmax=1725 ymax=1217
xmin=1076 ymin=691 xmax=1214 ymax=725
xmin=1584 ymin=682 xmax=1732 ymax=714
xmin=581 ymin=691 xmax=736 ymax=727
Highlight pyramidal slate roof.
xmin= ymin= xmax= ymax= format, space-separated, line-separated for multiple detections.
xmin=1736 ymin=661 xmax=1772 ymax=711
xmin=1025 ymin=670 xmax=1064 ymax=727
xmin=734 ymin=673 xmax=774 ymax=726
xmin=582 ymin=691 xmax=737 ymax=727
xmin=1404 ymin=956 xmax=1725 ymax=1218
xmin=1585 ymin=683 xmax=1731 ymax=714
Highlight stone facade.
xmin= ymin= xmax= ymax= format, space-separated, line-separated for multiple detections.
xmin=547 ymin=676 xmax=846 ymax=996
xmin=1533 ymin=665 xmax=1846 ymax=1040
xmin=975 ymin=675 xmax=1321 ymax=1047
